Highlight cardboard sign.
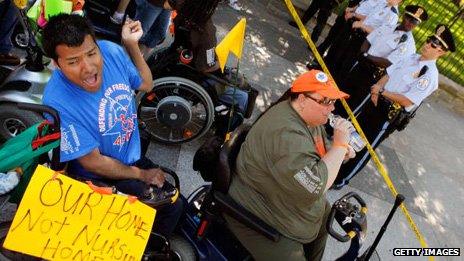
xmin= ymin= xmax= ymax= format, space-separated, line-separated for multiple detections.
xmin=3 ymin=165 xmax=156 ymax=260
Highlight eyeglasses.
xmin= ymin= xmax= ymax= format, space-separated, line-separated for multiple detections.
xmin=426 ymin=36 xmax=447 ymax=51
xmin=304 ymin=94 xmax=336 ymax=106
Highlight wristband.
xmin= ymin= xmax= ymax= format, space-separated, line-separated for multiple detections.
xmin=332 ymin=142 xmax=349 ymax=151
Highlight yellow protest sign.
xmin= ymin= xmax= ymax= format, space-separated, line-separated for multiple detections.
xmin=3 ymin=165 xmax=156 ymax=261
xmin=216 ymin=18 xmax=247 ymax=72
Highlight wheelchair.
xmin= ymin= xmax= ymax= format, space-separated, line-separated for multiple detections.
xmin=137 ymin=21 xmax=258 ymax=145
xmin=183 ymin=125 xmax=400 ymax=260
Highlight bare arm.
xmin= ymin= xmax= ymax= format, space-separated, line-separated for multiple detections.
xmin=78 ymin=149 xmax=165 ymax=186
xmin=322 ymin=119 xmax=354 ymax=192
xmin=121 ymin=20 xmax=153 ymax=92
xmin=370 ymin=75 xmax=413 ymax=107
xmin=379 ymin=90 xmax=414 ymax=107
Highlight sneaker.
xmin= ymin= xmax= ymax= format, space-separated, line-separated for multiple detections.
xmin=0 ymin=53 xmax=20 ymax=66
xmin=228 ymin=1 xmax=241 ymax=11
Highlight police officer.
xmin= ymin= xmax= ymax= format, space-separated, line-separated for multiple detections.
xmin=323 ymin=0 xmax=400 ymax=79
xmin=335 ymin=5 xmax=428 ymax=116
xmin=333 ymin=24 xmax=456 ymax=188
xmin=288 ymin=0 xmax=342 ymax=43
xmin=317 ymin=0 xmax=386 ymax=56
xmin=331 ymin=0 xmax=401 ymax=80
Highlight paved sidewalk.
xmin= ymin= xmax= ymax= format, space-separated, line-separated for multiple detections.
xmin=1 ymin=0 xmax=461 ymax=259
xmin=148 ymin=0 xmax=464 ymax=260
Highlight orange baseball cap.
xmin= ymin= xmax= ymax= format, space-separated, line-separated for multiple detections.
xmin=291 ymin=70 xmax=349 ymax=99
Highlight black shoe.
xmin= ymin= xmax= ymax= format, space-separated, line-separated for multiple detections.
xmin=288 ymin=21 xmax=298 ymax=28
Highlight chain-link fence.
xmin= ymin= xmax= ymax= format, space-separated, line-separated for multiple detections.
xmin=401 ymin=0 xmax=463 ymax=87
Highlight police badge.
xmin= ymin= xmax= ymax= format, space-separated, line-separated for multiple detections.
xmin=416 ymin=77 xmax=429 ymax=91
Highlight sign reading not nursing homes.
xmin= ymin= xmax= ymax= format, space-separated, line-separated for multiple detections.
xmin=3 ymin=165 xmax=156 ymax=260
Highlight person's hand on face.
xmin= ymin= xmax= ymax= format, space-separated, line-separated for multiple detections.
xmin=121 ymin=19 xmax=143 ymax=46
xmin=140 ymin=168 xmax=166 ymax=188
xmin=333 ymin=117 xmax=352 ymax=145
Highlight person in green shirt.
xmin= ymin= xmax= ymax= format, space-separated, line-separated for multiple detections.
xmin=225 ymin=70 xmax=356 ymax=260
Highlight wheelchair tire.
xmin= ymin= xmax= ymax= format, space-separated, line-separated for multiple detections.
xmin=169 ymin=235 xmax=196 ymax=261
xmin=137 ymin=77 xmax=214 ymax=144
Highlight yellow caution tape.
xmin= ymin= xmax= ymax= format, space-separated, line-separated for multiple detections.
xmin=283 ymin=1 xmax=432 ymax=259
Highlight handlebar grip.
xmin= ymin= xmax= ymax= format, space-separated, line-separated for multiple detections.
xmin=158 ymin=165 xmax=180 ymax=191
xmin=340 ymin=192 xmax=366 ymax=207
xmin=394 ymin=194 xmax=405 ymax=207
xmin=326 ymin=206 xmax=351 ymax=242
xmin=17 ymin=102 xmax=60 ymax=130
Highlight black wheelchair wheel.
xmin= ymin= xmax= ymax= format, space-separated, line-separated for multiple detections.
xmin=137 ymin=77 xmax=214 ymax=145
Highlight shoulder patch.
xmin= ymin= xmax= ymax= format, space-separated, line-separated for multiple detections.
xmin=293 ymin=166 xmax=323 ymax=194
xmin=399 ymin=45 xmax=407 ymax=54
xmin=416 ymin=77 xmax=430 ymax=91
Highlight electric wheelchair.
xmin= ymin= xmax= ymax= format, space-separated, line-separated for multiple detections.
xmin=136 ymin=17 xmax=258 ymax=144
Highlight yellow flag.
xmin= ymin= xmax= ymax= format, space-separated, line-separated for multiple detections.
xmin=216 ymin=18 xmax=247 ymax=72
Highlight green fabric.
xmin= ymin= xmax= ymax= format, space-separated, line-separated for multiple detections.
xmin=229 ymin=100 xmax=330 ymax=243
xmin=26 ymin=0 xmax=41 ymax=21
xmin=44 ymin=0 xmax=72 ymax=19
xmin=0 ymin=122 xmax=60 ymax=204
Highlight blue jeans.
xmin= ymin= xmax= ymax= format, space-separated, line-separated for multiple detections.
xmin=134 ymin=0 xmax=171 ymax=48
xmin=0 ymin=0 xmax=19 ymax=54
xmin=218 ymin=87 xmax=249 ymax=114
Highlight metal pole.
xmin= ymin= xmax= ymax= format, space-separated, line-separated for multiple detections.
xmin=363 ymin=194 xmax=405 ymax=260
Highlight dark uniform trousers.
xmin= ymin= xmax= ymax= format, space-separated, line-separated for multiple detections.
xmin=334 ymin=58 xmax=385 ymax=117
xmin=337 ymin=30 xmax=368 ymax=80
xmin=333 ymin=96 xmax=396 ymax=187
xmin=300 ymin=0 xmax=339 ymax=42
xmin=318 ymin=0 xmax=361 ymax=54
xmin=323 ymin=18 xmax=357 ymax=80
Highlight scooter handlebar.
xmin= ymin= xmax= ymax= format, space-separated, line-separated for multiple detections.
xmin=17 ymin=102 xmax=60 ymax=131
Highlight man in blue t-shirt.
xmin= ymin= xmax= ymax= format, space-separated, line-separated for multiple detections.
xmin=42 ymin=14 xmax=183 ymax=237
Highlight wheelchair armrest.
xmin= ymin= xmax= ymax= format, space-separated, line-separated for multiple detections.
xmin=214 ymin=191 xmax=281 ymax=242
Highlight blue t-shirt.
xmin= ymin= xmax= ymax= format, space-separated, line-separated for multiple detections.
xmin=43 ymin=40 xmax=143 ymax=180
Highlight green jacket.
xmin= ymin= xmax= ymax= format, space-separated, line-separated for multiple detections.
xmin=229 ymin=100 xmax=330 ymax=243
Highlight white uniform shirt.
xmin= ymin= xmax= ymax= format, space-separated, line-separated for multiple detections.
xmin=356 ymin=0 xmax=387 ymax=16
xmin=385 ymin=54 xmax=438 ymax=111
xmin=363 ymin=4 xmax=399 ymax=29
xmin=367 ymin=25 xmax=416 ymax=64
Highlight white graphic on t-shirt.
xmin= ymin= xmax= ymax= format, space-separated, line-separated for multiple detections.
xmin=294 ymin=166 xmax=322 ymax=194
xmin=60 ymin=125 xmax=80 ymax=155
xmin=98 ymin=83 xmax=137 ymax=151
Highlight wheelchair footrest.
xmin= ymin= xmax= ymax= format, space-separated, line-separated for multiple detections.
xmin=214 ymin=191 xmax=280 ymax=242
